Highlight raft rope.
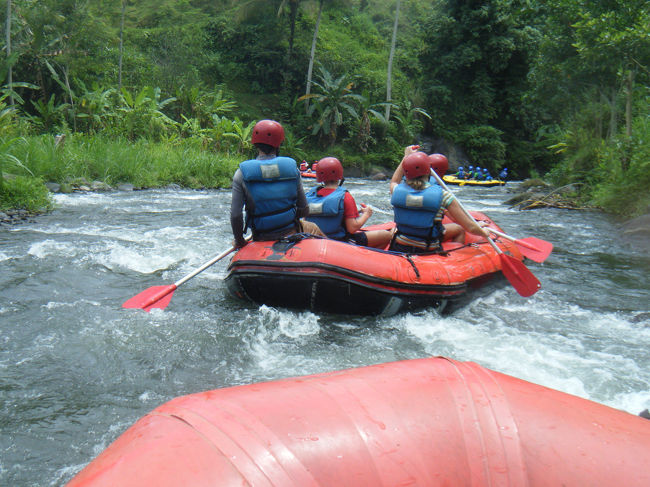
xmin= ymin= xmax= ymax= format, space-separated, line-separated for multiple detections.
xmin=272 ymin=232 xmax=493 ymax=255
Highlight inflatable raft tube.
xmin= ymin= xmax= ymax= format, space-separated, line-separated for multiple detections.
xmin=443 ymin=175 xmax=506 ymax=187
xmin=226 ymin=212 xmax=521 ymax=316
xmin=66 ymin=356 xmax=650 ymax=486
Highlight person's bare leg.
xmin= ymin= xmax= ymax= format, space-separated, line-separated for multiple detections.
xmin=299 ymin=219 xmax=326 ymax=237
xmin=365 ymin=229 xmax=394 ymax=249
xmin=443 ymin=223 xmax=465 ymax=243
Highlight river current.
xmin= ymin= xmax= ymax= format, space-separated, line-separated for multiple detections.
xmin=1 ymin=179 xmax=648 ymax=485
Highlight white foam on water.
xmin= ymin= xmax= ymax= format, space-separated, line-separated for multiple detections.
xmin=139 ymin=391 xmax=152 ymax=401
xmin=98 ymin=245 xmax=179 ymax=274
xmin=169 ymin=193 xmax=214 ymax=201
xmin=400 ymin=290 xmax=650 ymax=413
xmin=0 ymin=252 xmax=10 ymax=262
xmin=243 ymin=306 xmax=322 ymax=374
xmin=53 ymin=193 xmax=114 ymax=207
xmin=28 ymin=240 xmax=78 ymax=259
xmin=43 ymin=299 xmax=101 ymax=310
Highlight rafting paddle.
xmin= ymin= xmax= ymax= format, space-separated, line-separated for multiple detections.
xmin=123 ymin=243 xmax=243 ymax=312
xmin=430 ymin=168 xmax=541 ymax=297
xmin=486 ymin=229 xmax=553 ymax=263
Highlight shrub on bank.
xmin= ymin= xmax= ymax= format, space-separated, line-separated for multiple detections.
xmin=0 ymin=176 xmax=52 ymax=212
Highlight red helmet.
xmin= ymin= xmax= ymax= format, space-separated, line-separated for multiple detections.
xmin=316 ymin=157 xmax=343 ymax=182
xmin=429 ymin=153 xmax=449 ymax=178
xmin=251 ymin=120 xmax=285 ymax=148
xmin=402 ymin=152 xmax=431 ymax=179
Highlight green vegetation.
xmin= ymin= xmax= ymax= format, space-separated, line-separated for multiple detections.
xmin=0 ymin=0 xmax=648 ymax=216
xmin=0 ymin=134 xmax=241 ymax=211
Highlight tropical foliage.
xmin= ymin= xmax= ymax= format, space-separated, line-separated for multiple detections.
xmin=0 ymin=0 xmax=647 ymax=216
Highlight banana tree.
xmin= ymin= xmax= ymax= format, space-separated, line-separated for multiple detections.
xmin=299 ymin=66 xmax=363 ymax=146
xmin=30 ymin=94 xmax=69 ymax=133
xmin=118 ymin=86 xmax=177 ymax=140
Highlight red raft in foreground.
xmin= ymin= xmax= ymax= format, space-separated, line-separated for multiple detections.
xmin=225 ymin=211 xmax=524 ymax=316
xmin=67 ymin=356 xmax=650 ymax=487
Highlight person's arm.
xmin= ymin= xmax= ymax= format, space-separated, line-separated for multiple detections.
xmin=230 ymin=170 xmax=248 ymax=248
xmin=445 ymin=199 xmax=491 ymax=238
xmin=390 ymin=145 xmax=419 ymax=194
xmin=345 ymin=202 xmax=373 ymax=234
xmin=296 ymin=179 xmax=309 ymax=218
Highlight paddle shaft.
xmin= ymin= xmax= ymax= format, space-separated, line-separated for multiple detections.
xmin=131 ymin=246 xmax=237 ymax=310
xmin=123 ymin=237 xmax=250 ymax=311
xmin=430 ymin=169 xmax=500 ymax=250
xmin=488 ymin=228 xmax=540 ymax=251
xmin=431 ymin=168 xmax=541 ymax=297
xmin=142 ymin=246 xmax=238 ymax=308
xmin=174 ymin=245 xmax=237 ymax=287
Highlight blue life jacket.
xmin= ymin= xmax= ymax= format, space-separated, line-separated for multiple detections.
xmin=456 ymin=169 xmax=465 ymax=178
xmin=305 ymin=186 xmax=347 ymax=239
xmin=391 ymin=183 xmax=443 ymax=243
xmin=240 ymin=157 xmax=299 ymax=235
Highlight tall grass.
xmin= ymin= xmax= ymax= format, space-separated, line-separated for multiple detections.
xmin=14 ymin=134 xmax=242 ymax=188
xmin=0 ymin=134 xmax=243 ymax=212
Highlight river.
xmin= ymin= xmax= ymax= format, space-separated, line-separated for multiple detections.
xmin=1 ymin=179 xmax=648 ymax=485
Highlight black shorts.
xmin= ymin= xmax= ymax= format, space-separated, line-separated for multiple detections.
xmin=389 ymin=241 xmax=441 ymax=254
xmin=344 ymin=232 xmax=369 ymax=246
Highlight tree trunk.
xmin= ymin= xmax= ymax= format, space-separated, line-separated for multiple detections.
xmin=385 ymin=0 xmax=400 ymax=121
xmin=625 ymin=69 xmax=634 ymax=138
xmin=5 ymin=0 xmax=13 ymax=106
xmin=608 ymin=87 xmax=617 ymax=140
xmin=118 ymin=0 xmax=126 ymax=92
xmin=288 ymin=0 xmax=298 ymax=59
xmin=597 ymin=92 xmax=605 ymax=140
xmin=305 ymin=0 xmax=323 ymax=113
xmin=64 ymin=66 xmax=77 ymax=132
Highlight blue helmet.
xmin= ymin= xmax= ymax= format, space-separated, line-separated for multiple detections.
xmin=483 ymin=168 xmax=488 ymax=173
xmin=459 ymin=166 xmax=464 ymax=170
xmin=468 ymin=165 xmax=473 ymax=170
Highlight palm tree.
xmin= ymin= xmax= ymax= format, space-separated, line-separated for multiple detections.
xmin=385 ymin=0 xmax=401 ymax=121
xmin=356 ymin=91 xmax=393 ymax=153
xmin=393 ymin=100 xmax=431 ymax=142
xmin=299 ymin=66 xmax=363 ymax=146
xmin=277 ymin=0 xmax=303 ymax=60
xmin=5 ymin=0 xmax=13 ymax=106
xmin=305 ymin=0 xmax=325 ymax=113
xmin=118 ymin=0 xmax=127 ymax=92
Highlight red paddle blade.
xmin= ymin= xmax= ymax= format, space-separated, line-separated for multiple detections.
xmin=499 ymin=254 xmax=541 ymax=297
xmin=515 ymin=237 xmax=553 ymax=263
xmin=123 ymin=284 xmax=177 ymax=312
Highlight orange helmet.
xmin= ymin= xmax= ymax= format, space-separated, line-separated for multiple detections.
xmin=316 ymin=157 xmax=343 ymax=182
xmin=251 ymin=120 xmax=285 ymax=148
xmin=402 ymin=152 xmax=431 ymax=179
xmin=429 ymin=153 xmax=449 ymax=178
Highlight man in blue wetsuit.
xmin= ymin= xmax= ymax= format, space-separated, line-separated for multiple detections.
xmin=230 ymin=120 xmax=324 ymax=248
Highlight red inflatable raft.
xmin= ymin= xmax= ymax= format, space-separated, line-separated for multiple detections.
xmin=225 ymin=211 xmax=524 ymax=315
xmin=66 ymin=356 xmax=650 ymax=487
xmin=300 ymin=170 xmax=317 ymax=179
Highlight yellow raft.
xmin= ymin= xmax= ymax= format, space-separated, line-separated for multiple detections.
xmin=443 ymin=175 xmax=506 ymax=187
